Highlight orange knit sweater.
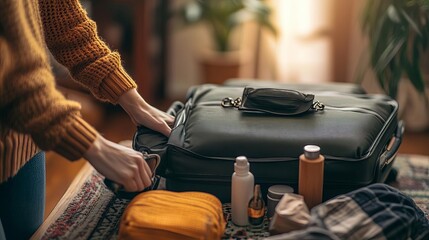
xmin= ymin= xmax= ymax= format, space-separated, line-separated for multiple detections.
xmin=0 ymin=0 xmax=137 ymax=183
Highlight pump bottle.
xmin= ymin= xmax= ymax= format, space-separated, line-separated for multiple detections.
xmin=298 ymin=145 xmax=325 ymax=209
xmin=231 ymin=156 xmax=254 ymax=226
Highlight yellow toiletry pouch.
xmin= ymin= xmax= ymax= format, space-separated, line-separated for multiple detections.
xmin=118 ymin=190 xmax=226 ymax=240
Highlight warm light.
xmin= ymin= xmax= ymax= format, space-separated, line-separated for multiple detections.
xmin=272 ymin=0 xmax=333 ymax=83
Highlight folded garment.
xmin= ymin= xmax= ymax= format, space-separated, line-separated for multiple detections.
xmin=265 ymin=183 xmax=429 ymax=240
xmin=269 ymin=193 xmax=311 ymax=235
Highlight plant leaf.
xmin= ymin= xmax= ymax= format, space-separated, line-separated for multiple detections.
xmin=387 ymin=5 xmax=401 ymax=23
xmin=400 ymin=9 xmax=421 ymax=35
xmin=229 ymin=9 xmax=254 ymax=28
xmin=370 ymin=13 xmax=389 ymax=68
xmin=404 ymin=57 xmax=426 ymax=93
xmin=353 ymin=49 xmax=369 ymax=84
xmin=183 ymin=2 xmax=203 ymax=23
xmin=374 ymin=35 xmax=405 ymax=75
xmin=388 ymin=59 xmax=402 ymax=99
xmin=360 ymin=0 xmax=428 ymax=99
xmin=408 ymin=67 xmax=425 ymax=93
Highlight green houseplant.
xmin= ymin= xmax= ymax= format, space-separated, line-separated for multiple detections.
xmin=178 ymin=0 xmax=277 ymax=52
xmin=360 ymin=0 xmax=429 ymax=100
xmin=176 ymin=0 xmax=277 ymax=83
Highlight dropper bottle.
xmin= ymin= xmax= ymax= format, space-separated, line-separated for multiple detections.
xmin=248 ymin=184 xmax=265 ymax=228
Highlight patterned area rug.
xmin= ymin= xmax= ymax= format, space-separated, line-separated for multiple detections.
xmin=31 ymin=154 xmax=429 ymax=240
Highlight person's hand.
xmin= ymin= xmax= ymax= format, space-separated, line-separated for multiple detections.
xmin=118 ymin=89 xmax=174 ymax=136
xmin=84 ymin=134 xmax=152 ymax=192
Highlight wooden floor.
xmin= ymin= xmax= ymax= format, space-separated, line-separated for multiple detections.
xmin=44 ymin=107 xmax=429 ymax=219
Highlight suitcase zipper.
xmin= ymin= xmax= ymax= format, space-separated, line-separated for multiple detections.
xmin=196 ymin=101 xmax=386 ymax=122
xmin=323 ymin=106 xmax=386 ymax=122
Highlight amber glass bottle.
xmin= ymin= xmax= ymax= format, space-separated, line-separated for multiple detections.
xmin=247 ymin=184 xmax=265 ymax=227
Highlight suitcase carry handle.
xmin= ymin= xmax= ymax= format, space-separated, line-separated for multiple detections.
xmin=380 ymin=121 xmax=404 ymax=171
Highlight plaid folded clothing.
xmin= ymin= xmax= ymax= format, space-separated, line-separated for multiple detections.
xmin=266 ymin=183 xmax=429 ymax=240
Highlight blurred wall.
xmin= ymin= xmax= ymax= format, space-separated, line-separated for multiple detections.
xmin=166 ymin=0 xmax=362 ymax=98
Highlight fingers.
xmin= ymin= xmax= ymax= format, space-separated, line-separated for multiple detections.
xmin=143 ymin=112 xmax=172 ymax=137
xmin=158 ymin=121 xmax=172 ymax=137
xmin=164 ymin=115 xmax=175 ymax=127
xmin=133 ymin=167 xmax=145 ymax=192
xmin=150 ymin=106 xmax=175 ymax=132
xmin=123 ymin=153 xmax=153 ymax=192
xmin=118 ymin=88 xmax=175 ymax=135
xmin=153 ymin=107 xmax=175 ymax=123
xmin=138 ymin=156 xmax=153 ymax=187
xmin=119 ymin=163 xmax=152 ymax=192
xmin=133 ymin=103 xmax=174 ymax=136
xmin=153 ymin=111 xmax=174 ymax=136
xmin=123 ymin=179 xmax=139 ymax=193
xmin=134 ymin=151 xmax=152 ymax=190
xmin=150 ymin=106 xmax=175 ymax=125
xmin=85 ymin=136 xmax=156 ymax=193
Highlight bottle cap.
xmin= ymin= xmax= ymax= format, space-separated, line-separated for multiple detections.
xmin=268 ymin=185 xmax=294 ymax=200
xmin=304 ymin=145 xmax=320 ymax=159
xmin=235 ymin=156 xmax=249 ymax=173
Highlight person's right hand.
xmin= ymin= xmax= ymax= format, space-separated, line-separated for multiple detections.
xmin=118 ymin=89 xmax=174 ymax=136
xmin=83 ymin=134 xmax=152 ymax=192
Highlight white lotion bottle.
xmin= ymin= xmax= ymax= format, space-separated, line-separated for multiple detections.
xmin=231 ymin=156 xmax=254 ymax=226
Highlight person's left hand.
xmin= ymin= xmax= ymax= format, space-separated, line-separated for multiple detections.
xmin=84 ymin=134 xmax=153 ymax=192
xmin=118 ymin=89 xmax=174 ymax=136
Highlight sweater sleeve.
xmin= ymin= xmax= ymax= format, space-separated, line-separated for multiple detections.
xmin=39 ymin=0 xmax=137 ymax=104
xmin=0 ymin=1 xmax=97 ymax=160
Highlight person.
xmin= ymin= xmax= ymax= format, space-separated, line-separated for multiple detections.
xmin=0 ymin=0 xmax=174 ymax=239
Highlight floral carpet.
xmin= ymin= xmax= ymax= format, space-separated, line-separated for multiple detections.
xmin=32 ymin=154 xmax=429 ymax=240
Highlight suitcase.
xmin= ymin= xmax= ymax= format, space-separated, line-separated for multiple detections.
xmin=133 ymin=82 xmax=403 ymax=203
xmin=224 ymin=78 xmax=367 ymax=95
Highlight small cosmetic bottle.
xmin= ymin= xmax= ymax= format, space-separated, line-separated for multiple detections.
xmin=298 ymin=145 xmax=325 ymax=209
xmin=231 ymin=156 xmax=254 ymax=226
xmin=247 ymin=184 xmax=265 ymax=228
xmin=267 ymin=185 xmax=294 ymax=219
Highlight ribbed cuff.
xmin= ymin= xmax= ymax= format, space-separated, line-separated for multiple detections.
xmin=99 ymin=67 xmax=137 ymax=104
xmin=53 ymin=115 xmax=97 ymax=161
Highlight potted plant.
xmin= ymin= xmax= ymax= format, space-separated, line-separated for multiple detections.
xmin=360 ymin=0 xmax=429 ymax=101
xmin=359 ymin=0 xmax=429 ymax=131
xmin=176 ymin=0 xmax=277 ymax=84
